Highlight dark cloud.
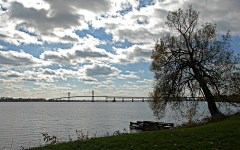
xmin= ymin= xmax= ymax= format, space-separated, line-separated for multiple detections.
xmin=81 ymin=77 xmax=98 ymax=82
xmin=75 ymin=49 xmax=109 ymax=58
xmin=40 ymin=48 xmax=111 ymax=64
xmin=118 ymin=58 xmax=132 ymax=64
xmin=10 ymin=2 xmax=81 ymax=33
xmin=40 ymin=52 xmax=71 ymax=64
xmin=81 ymin=78 xmax=96 ymax=82
xmin=178 ymin=0 xmax=240 ymax=35
xmin=8 ymin=0 xmax=112 ymax=37
xmin=0 ymin=34 xmax=7 ymax=38
xmin=86 ymin=64 xmax=120 ymax=76
xmin=1 ymin=71 xmax=23 ymax=78
xmin=61 ymin=36 xmax=79 ymax=42
xmin=115 ymin=44 xmax=152 ymax=64
xmin=7 ymin=74 xmax=21 ymax=78
xmin=116 ymin=28 xmax=157 ymax=43
xmin=153 ymin=9 xmax=169 ymax=20
xmin=44 ymin=0 xmax=111 ymax=14
xmin=0 ymin=50 xmax=48 ymax=67
xmin=131 ymin=47 xmax=151 ymax=58
xmin=22 ymin=78 xmax=38 ymax=82
xmin=42 ymin=69 xmax=56 ymax=75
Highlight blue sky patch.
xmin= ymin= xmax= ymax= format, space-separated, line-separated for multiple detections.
xmin=137 ymin=0 xmax=155 ymax=10
xmin=17 ymin=28 xmax=37 ymax=37
xmin=0 ymin=4 xmax=7 ymax=11
xmin=75 ymin=25 xmax=112 ymax=41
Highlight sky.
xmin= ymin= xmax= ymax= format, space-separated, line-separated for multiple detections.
xmin=0 ymin=0 xmax=239 ymax=99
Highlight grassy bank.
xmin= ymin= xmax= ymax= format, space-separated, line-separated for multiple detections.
xmin=29 ymin=115 xmax=240 ymax=150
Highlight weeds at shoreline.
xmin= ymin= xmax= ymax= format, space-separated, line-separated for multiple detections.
xmin=173 ymin=113 xmax=230 ymax=129
xmin=76 ymin=130 xmax=89 ymax=141
xmin=41 ymin=133 xmax=58 ymax=145
xmin=39 ymin=128 xmax=131 ymax=148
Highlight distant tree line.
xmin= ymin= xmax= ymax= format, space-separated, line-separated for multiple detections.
xmin=0 ymin=97 xmax=47 ymax=102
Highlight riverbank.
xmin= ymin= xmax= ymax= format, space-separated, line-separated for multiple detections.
xmin=29 ymin=115 xmax=240 ymax=150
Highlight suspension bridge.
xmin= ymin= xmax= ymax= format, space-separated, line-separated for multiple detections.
xmin=49 ymin=90 xmax=149 ymax=102
xmin=48 ymin=90 xmax=205 ymax=102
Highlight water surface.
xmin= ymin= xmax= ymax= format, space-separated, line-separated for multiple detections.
xmin=0 ymin=101 xmax=238 ymax=149
xmin=0 ymin=102 xmax=158 ymax=149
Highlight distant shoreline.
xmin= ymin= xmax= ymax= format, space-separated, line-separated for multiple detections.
xmin=0 ymin=97 xmax=46 ymax=102
xmin=0 ymin=99 xmax=147 ymax=102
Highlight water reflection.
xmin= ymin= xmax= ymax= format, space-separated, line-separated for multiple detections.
xmin=149 ymin=100 xmax=240 ymax=124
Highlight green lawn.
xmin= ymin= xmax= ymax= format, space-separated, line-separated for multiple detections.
xmin=29 ymin=115 xmax=240 ymax=150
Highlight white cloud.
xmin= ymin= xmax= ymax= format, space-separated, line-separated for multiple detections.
xmin=6 ymin=0 xmax=50 ymax=10
xmin=113 ymin=44 xmax=153 ymax=64
xmin=79 ymin=76 xmax=99 ymax=85
xmin=122 ymin=83 xmax=152 ymax=91
xmin=40 ymin=37 xmax=153 ymax=65
xmin=0 ymin=22 xmax=42 ymax=45
xmin=1 ymin=70 xmax=24 ymax=78
xmin=40 ymin=46 xmax=112 ymax=64
xmin=0 ymin=45 xmax=7 ymax=49
xmin=92 ymin=0 xmax=170 ymax=43
xmin=90 ymin=79 xmax=115 ymax=90
xmin=0 ymin=50 xmax=50 ymax=68
xmin=40 ymin=35 xmax=114 ymax=64
xmin=93 ymin=84 xmax=116 ymax=90
xmin=38 ymin=68 xmax=84 ymax=81
xmin=34 ymin=82 xmax=72 ymax=90
xmin=118 ymin=71 xmax=139 ymax=79
xmin=1 ymin=0 xmax=239 ymax=47
xmin=92 ymin=0 xmax=240 ymax=45
xmin=101 ymin=80 xmax=115 ymax=84
xmin=136 ymin=79 xmax=152 ymax=84
xmin=2 ymin=83 xmax=26 ymax=90
xmin=0 ymin=68 xmax=84 ymax=83
xmin=0 ymin=63 xmax=120 ymax=84
xmin=122 ymin=84 xmax=138 ymax=90
xmin=34 ymin=82 xmax=56 ymax=89
xmin=0 ymin=0 xmax=115 ymax=45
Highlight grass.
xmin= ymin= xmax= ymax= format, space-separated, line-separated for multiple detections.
xmin=28 ymin=115 xmax=240 ymax=150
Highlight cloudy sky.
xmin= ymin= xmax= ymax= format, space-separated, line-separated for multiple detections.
xmin=0 ymin=0 xmax=239 ymax=99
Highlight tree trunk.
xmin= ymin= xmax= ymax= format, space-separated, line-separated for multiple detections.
xmin=193 ymin=68 xmax=220 ymax=116
xmin=199 ymin=80 xmax=220 ymax=116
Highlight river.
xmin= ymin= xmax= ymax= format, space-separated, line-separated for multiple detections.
xmin=0 ymin=102 xmax=238 ymax=149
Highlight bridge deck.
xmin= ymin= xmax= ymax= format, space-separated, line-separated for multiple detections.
xmin=49 ymin=96 xmax=205 ymax=101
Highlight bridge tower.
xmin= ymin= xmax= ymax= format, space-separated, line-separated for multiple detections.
xmin=68 ymin=92 xmax=70 ymax=101
xmin=105 ymin=97 xmax=108 ymax=102
xmin=92 ymin=90 xmax=94 ymax=102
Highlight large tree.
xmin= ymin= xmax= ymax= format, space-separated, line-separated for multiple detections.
xmin=149 ymin=6 xmax=239 ymax=118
